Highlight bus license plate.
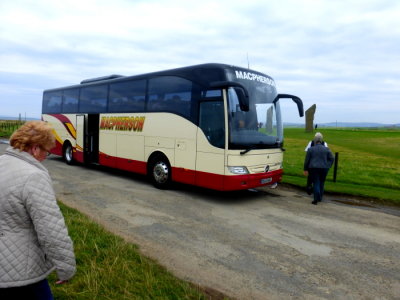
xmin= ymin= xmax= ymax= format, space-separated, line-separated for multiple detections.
xmin=261 ymin=178 xmax=272 ymax=184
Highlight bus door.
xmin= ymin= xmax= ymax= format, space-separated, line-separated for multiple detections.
xmin=76 ymin=114 xmax=100 ymax=164
xmin=86 ymin=114 xmax=100 ymax=163
xmin=196 ymin=93 xmax=226 ymax=190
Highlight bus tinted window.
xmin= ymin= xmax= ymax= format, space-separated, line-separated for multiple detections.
xmin=62 ymin=89 xmax=79 ymax=113
xmin=79 ymin=85 xmax=108 ymax=113
xmin=199 ymin=100 xmax=225 ymax=148
xmin=109 ymin=80 xmax=146 ymax=112
xmin=43 ymin=91 xmax=62 ymax=113
xmin=148 ymin=76 xmax=192 ymax=118
xmin=204 ymin=90 xmax=222 ymax=98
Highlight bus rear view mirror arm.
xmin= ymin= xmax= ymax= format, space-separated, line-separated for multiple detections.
xmin=274 ymin=94 xmax=304 ymax=117
xmin=234 ymin=87 xmax=249 ymax=111
xmin=209 ymin=81 xmax=249 ymax=111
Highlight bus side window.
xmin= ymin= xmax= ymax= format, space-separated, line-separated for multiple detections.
xmin=79 ymin=85 xmax=108 ymax=113
xmin=148 ymin=94 xmax=166 ymax=111
xmin=164 ymin=92 xmax=191 ymax=117
xmin=62 ymin=89 xmax=79 ymax=113
xmin=43 ymin=91 xmax=62 ymax=114
xmin=147 ymin=76 xmax=193 ymax=119
xmin=109 ymin=80 xmax=146 ymax=112
xmin=199 ymin=101 xmax=225 ymax=149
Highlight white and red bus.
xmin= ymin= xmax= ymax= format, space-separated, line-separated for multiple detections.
xmin=42 ymin=63 xmax=303 ymax=191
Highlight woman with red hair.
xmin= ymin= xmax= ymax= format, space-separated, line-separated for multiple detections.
xmin=0 ymin=121 xmax=76 ymax=300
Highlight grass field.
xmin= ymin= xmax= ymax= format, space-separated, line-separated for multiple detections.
xmin=49 ymin=202 xmax=225 ymax=300
xmin=0 ymin=120 xmax=25 ymax=137
xmin=282 ymin=127 xmax=400 ymax=204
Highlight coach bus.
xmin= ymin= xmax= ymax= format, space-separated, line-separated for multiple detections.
xmin=42 ymin=63 xmax=303 ymax=191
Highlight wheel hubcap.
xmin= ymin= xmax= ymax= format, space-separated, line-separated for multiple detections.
xmin=153 ymin=162 xmax=169 ymax=183
xmin=65 ymin=147 xmax=72 ymax=162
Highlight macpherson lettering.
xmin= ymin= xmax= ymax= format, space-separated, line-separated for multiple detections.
xmin=100 ymin=116 xmax=146 ymax=132
xmin=235 ymin=70 xmax=275 ymax=86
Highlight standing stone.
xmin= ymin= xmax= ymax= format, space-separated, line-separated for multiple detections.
xmin=305 ymin=104 xmax=316 ymax=132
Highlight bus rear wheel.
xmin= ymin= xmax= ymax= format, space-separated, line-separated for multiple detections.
xmin=149 ymin=154 xmax=171 ymax=189
xmin=63 ymin=143 xmax=74 ymax=165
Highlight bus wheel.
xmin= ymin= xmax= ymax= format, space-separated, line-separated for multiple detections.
xmin=149 ymin=155 xmax=171 ymax=189
xmin=63 ymin=143 xmax=74 ymax=165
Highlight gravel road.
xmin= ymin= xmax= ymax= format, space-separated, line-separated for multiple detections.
xmin=1 ymin=142 xmax=399 ymax=299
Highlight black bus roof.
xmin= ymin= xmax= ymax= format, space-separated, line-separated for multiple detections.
xmin=44 ymin=63 xmax=274 ymax=93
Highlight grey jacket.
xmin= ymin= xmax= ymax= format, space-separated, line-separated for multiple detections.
xmin=0 ymin=147 xmax=76 ymax=288
xmin=304 ymin=143 xmax=335 ymax=170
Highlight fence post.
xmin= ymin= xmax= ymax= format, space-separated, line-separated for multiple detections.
xmin=333 ymin=152 xmax=339 ymax=182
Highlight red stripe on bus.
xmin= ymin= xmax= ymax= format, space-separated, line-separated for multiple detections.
xmin=74 ymin=150 xmax=84 ymax=163
xmin=50 ymin=114 xmax=71 ymax=124
xmin=51 ymin=140 xmax=63 ymax=156
xmin=99 ymin=153 xmax=147 ymax=174
xmin=97 ymin=152 xmax=282 ymax=191
xmin=49 ymin=114 xmax=76 ymax=139
xmin=193 ymin=169 xmax=283 ymax=191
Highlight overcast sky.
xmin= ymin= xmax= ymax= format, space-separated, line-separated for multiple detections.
xmin=1 ymin=0 xmax=399 ymax=124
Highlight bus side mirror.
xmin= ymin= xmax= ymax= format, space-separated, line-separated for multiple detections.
xmin=234 ymin=87 xmax=249 ymax=111
xmin=274 ymin=94 xmax=304 ymax=117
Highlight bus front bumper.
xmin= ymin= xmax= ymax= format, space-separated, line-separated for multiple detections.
xmin=222 ymin=169 xmax=283 ymax=191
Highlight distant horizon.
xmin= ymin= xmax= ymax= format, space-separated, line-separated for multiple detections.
xmin=1 ymin=114 xmax=398 ymax=128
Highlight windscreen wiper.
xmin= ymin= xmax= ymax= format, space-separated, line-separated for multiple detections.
xmin=240 ymin=141 xmax=281 ymax=155
xmin=240 ymin=146 xmax=257 ymax=155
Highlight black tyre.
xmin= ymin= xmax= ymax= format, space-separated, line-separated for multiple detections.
xmin=149 ymin=154 xmax=171 ymax=189
xmin=63 ymin=143 xmax=74 ymax=165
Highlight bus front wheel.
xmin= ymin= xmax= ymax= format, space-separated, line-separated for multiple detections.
xmin=149 ymin=155 xmax=171 ymax=189
xmin=63 ymin=143 xmax=74 ymax=165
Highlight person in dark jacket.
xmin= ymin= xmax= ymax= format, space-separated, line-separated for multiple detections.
xmin=304 ymin=132 xmax=328 ymax=194
xmin=303 ymin=134 xmax=335 ymax=205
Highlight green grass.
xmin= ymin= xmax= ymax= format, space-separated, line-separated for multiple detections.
xmin=49 ymin=202 xmax=226 ymax=300
xmin=282 ymin=128 xmax=400 ymax=203
xmin=0 ymin=120 xmax=25 ymax=137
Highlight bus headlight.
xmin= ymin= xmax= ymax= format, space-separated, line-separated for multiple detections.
xmin=228 ymin=166 xmax=249 ymax=174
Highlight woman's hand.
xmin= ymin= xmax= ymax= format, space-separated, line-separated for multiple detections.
xmin=303 ymin=171 xmax=309 ymax=176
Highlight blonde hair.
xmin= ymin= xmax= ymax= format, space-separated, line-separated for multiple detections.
xmin=10 ymin=121 xmax=56 ymax=152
